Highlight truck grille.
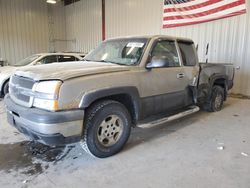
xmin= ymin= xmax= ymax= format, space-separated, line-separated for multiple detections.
xmin=9 ymin=75 xmax=35 ymax=107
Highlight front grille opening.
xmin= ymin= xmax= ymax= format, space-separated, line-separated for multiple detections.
xmin=10 ymin=75 xmax=35 ymax=107
xmin=11 ymin=75 xmax=34 ymax=89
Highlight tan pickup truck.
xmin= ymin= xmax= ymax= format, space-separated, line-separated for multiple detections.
xmin=5 ymin=35 xmax=234 ymax=158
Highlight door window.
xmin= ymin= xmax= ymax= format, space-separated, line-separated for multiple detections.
xmin=151 ymin=40 xmax=180 ymax=67
xmin=40 ymin=55 xmax=58 ymax=64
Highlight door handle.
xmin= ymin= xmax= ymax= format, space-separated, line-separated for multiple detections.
xmin=177 ymin=73 xmax=185 ymax=79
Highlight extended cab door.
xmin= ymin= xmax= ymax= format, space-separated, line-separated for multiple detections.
xmin=177 ymin=40 xmax=200 ymax=100
xmin=177 ymin=40 xmax=199 ymax=83
xmin=140 ymin=39 xmax=198 ymax=118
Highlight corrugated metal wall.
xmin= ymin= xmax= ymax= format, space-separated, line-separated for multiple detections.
xmin=104 ymin=0 xmax=250 ymax=95
xmin=0 ymin=0 xmax=249 ymax=95
xmin=65 ymin=0 xmax=102 ymax=53
xmin=0 ymin=0 xmax=50 ymax=65
xmin=64 ymin=0 xmax=250 ymax=95
xmin=0 ymin=0 xmax=67 ymax=65
xmin=50 ymin=1 xmax=67 ymax=52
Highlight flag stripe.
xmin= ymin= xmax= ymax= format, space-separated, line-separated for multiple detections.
xmin=162 ymin=0 xmax=246 ymax=28
xmin=163 ymin=4 xmax=246 ymax=25
xmin=163 ymin=0 xmax=245 ymax=21
xmin=163 ymin=0 xmax=208 ymax=9
xmin=163 ymin=9 xmax=246 ymax=28
xmin=164 ymin=0 xmax=239 ymax=16
xmin=164 ymin=0 xmax=222 ymax=13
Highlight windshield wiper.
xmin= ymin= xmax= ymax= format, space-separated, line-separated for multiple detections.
xmin=83 ymin=59 xmax=92 ymax=62
xmin=94 ymin=60 xmax=128 ymax=66
xmin=83 ymin=59 xmax=129 ymax=66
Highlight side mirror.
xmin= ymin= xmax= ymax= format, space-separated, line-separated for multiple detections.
xmin=146 ymin=57 xmax=169 ymax=69
xmin=36 ymin=61 xmax=42 ymax=65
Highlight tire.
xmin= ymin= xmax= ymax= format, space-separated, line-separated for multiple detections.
xmin=80 ymin=100 xmax=132 ymax=158
xmin=3 ymin=81 xmax=9 ymax=96
xmin=204 ymin=85 xmax=224 ymax=112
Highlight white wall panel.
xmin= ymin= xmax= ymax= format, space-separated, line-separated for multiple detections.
xmin=0 ymin=0 xmax=50 ymax=65
xmin=50 ymin=1 xmax=67 ymax=52
xmin=65 ymin=0 xmax=102 ymax=53
xmin=106 ymin=0 xmax=162 ymax=38
xmin=105 ymin=0 xmax=250 ymax=95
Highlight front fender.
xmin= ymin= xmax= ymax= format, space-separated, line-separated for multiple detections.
xmin=79 ymin=86 xmax=141 ymax=120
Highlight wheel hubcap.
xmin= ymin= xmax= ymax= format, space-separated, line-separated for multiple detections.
xmin=97 ymin=115 xmax=124 ymax=147
xmin=215 ymin=94 xmax=223 ymax=109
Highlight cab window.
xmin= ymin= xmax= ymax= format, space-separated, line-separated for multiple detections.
xmin=151 ymin=40 xmax=180 ymax=67
xmin=40 ymin=55 xmax=58 ymax=64
xmin=178 ymin=41 xmax=196 ymax=66
xmin=58 ymin=55 xmax=77 ymax=62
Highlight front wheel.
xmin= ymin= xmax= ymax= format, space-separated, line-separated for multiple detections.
xmin=80 ymin=100 xmax=131 ymax=158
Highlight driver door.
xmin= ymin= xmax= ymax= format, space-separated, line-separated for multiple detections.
xmin=140 ymin=39 xmax=191 ymax=118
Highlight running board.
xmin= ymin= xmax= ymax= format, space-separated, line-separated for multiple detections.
xmin=138 ymin=106 xmax=200 ymax=129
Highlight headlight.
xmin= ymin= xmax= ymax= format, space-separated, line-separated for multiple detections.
xmin=35 ymin=80 xmax=61 ymax=94
xmin=33 ymin=80 xmax=62 ymax=111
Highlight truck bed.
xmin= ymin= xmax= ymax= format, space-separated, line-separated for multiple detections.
xmin=197 ymin=62 xmax=235 ymax=103
xmin=199 ymin=62 xmax=234 ymax=88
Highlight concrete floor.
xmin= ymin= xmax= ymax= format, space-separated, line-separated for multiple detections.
xmin=0 ymin=97 xmax=249 ymax=188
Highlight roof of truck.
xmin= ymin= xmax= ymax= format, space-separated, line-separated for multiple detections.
xmin=35 ymin=52 xmax=86 ymax=56
xmin=106 ymin=35 xmax=193 ymax=42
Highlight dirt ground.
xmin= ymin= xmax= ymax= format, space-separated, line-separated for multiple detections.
xmin=0 ymin=97 xmax=249 ymax=188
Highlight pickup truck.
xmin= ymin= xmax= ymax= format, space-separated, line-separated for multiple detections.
xmin=4 ymin=35 xmax=234 ymax=158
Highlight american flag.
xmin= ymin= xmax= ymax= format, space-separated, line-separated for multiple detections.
xmin=163 ymin=0 xmax=247 ymax=28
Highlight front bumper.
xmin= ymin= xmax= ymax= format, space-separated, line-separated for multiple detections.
xmin=4 ymin=95 xmax=84 ymax=146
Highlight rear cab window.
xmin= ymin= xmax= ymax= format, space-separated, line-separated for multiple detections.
xmin=58 ymin=55 xmax=77 ymax=62
xmin=177 ymin=41 xmax=197 ymax=66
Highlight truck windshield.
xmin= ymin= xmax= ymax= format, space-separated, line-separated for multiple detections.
xmin=84 ymin=38 xmax=148 ymax=65
xmin=15 ymin=54 xmax=41 ymax=66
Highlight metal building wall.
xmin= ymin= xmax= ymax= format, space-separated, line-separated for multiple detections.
xmin=50 ymin=1 xmax=67 ymax=52
xmin=105 ymin=0 xmax=250 ymax=95
xmin=65 ymin=0 xmax=102 ymax=53
xmin=4 ymin=0 xmax=247 ymax=94
xmin=0 ymin=0 xmax=50 ymax=65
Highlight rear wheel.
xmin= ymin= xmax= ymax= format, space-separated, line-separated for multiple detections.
xmin=204 ymin=85 xmax=224 ymax=112
xmin=80 ymin=100 xmax=131 ymax=158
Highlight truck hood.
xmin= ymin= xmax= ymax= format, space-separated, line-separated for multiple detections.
xmin=15 ymin=61 xmax=132 ymax=81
